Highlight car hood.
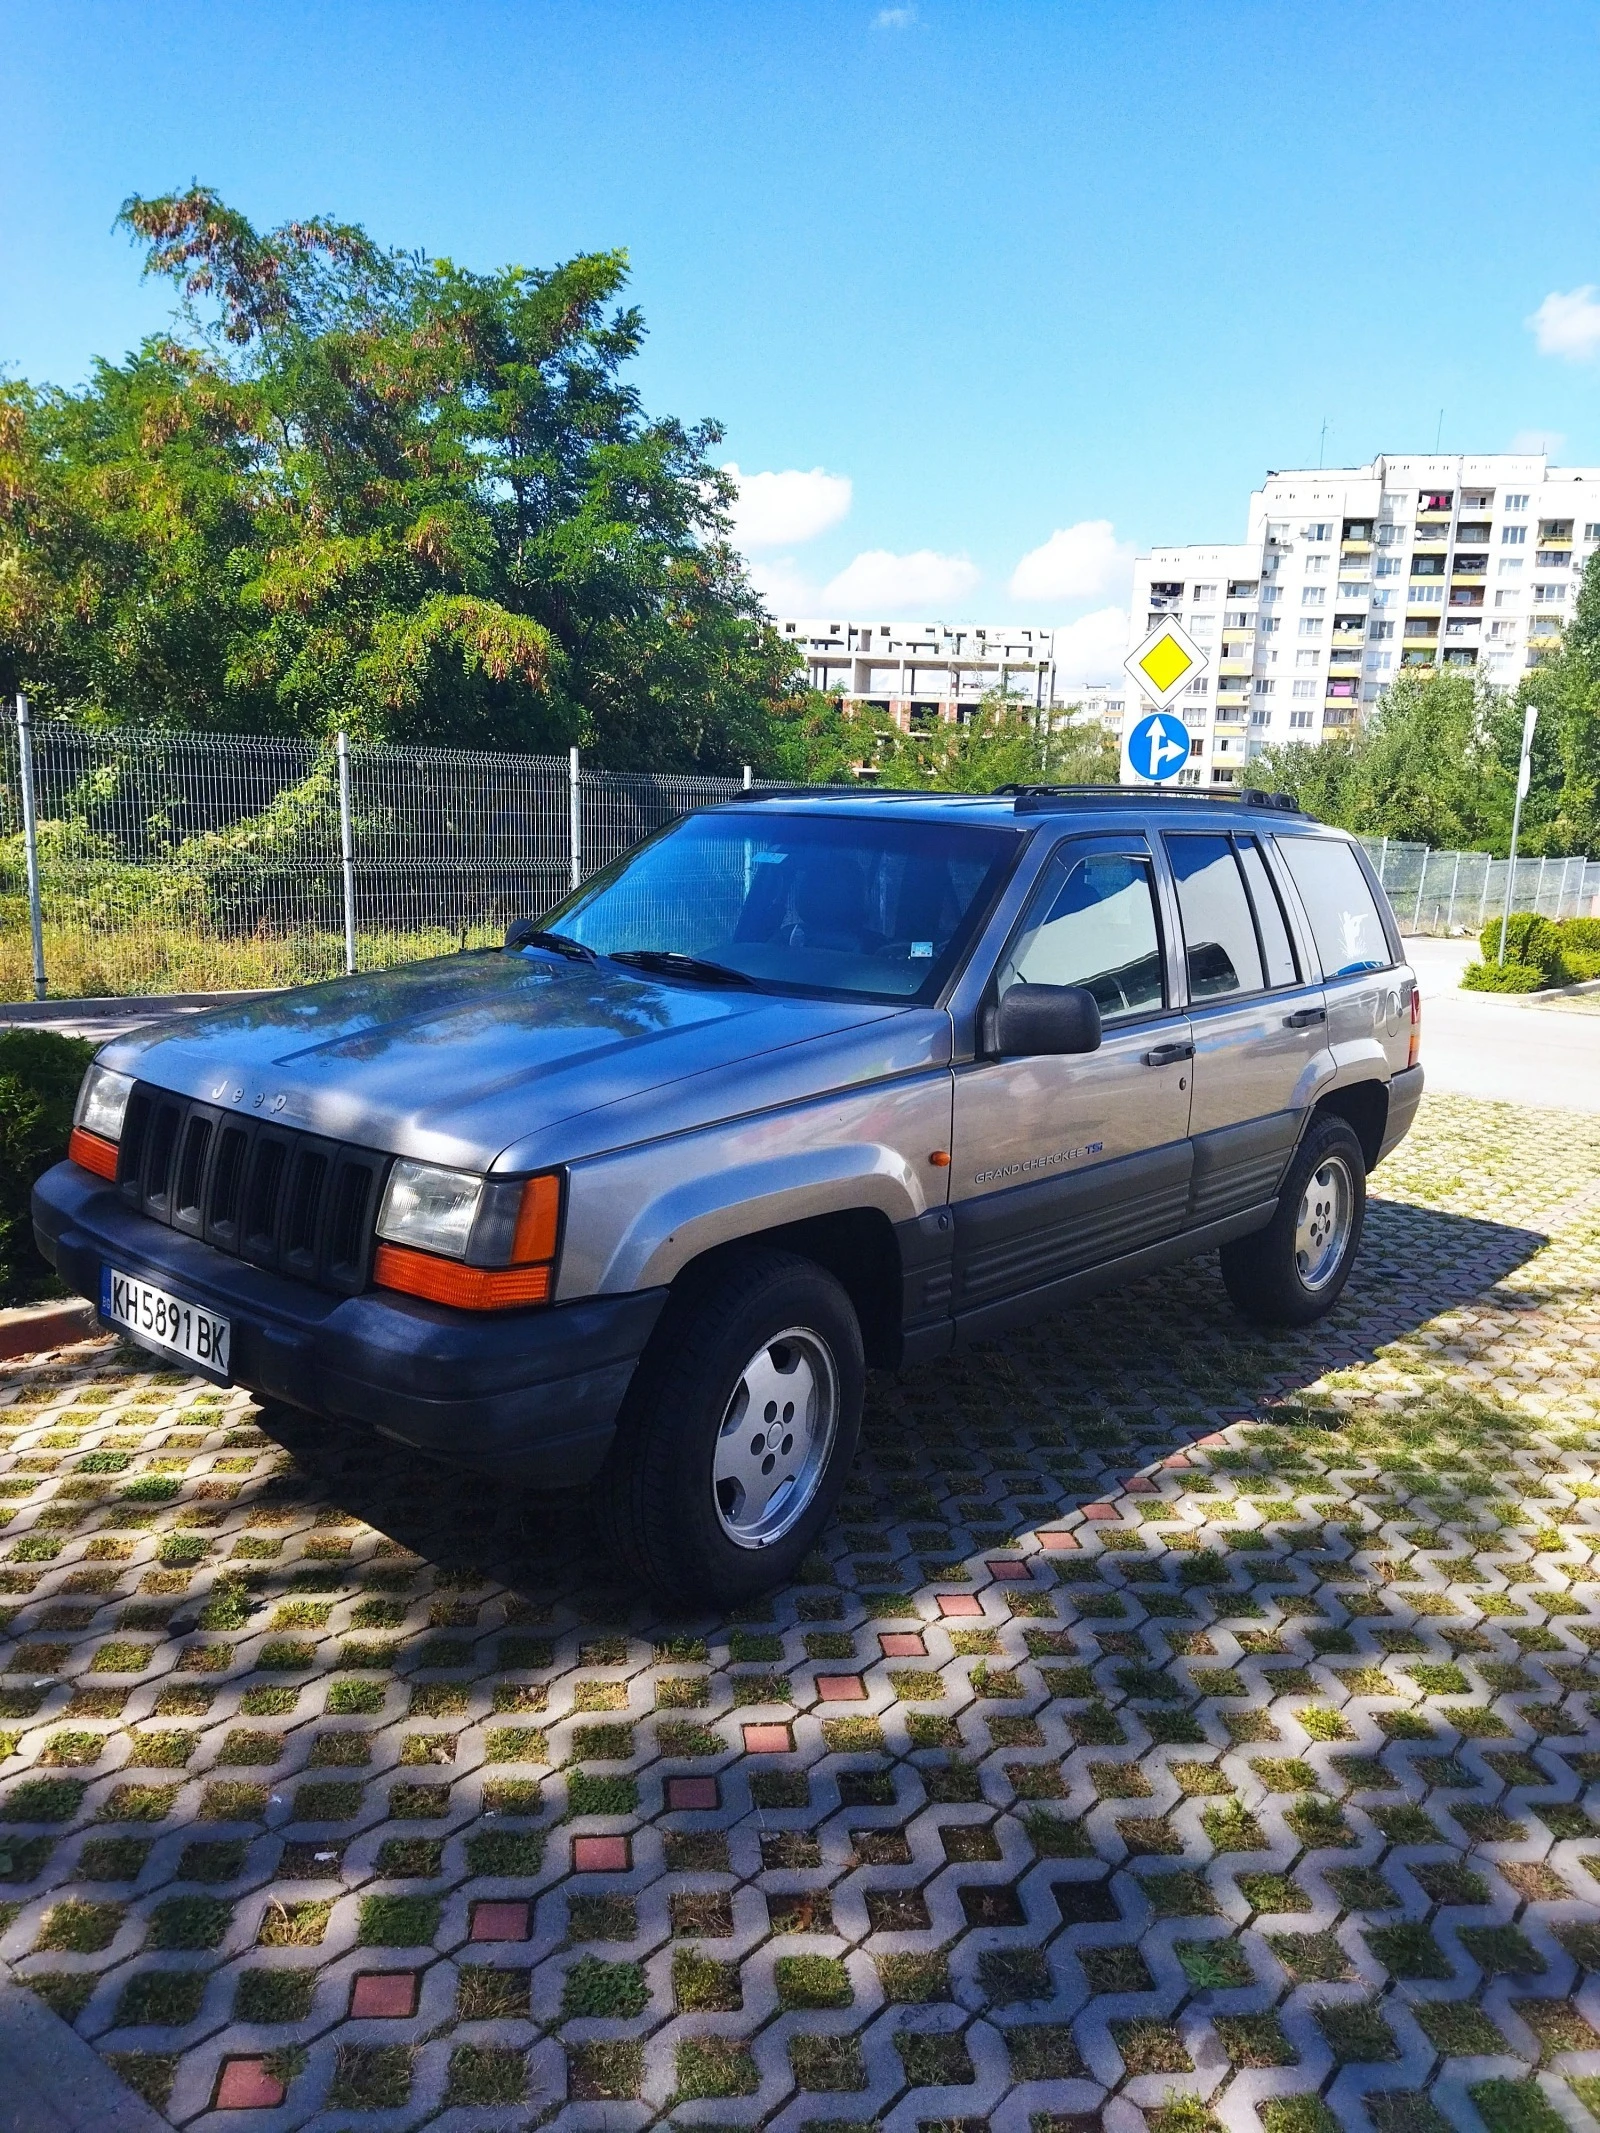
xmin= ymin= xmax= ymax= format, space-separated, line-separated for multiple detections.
xmin=96 ymin=951 xmax=916 ymax=1171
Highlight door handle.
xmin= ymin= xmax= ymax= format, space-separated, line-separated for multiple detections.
xmin=1284 ymin=1005 xmax=1327 ymax=1029
xmin=1144 ymin=1040 xmax=1195 ymax=1067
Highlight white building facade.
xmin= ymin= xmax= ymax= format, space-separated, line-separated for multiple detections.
xmin=1127 ymin=453 xmax=1600 ymax=786
xmin=778 ymin=617 xmax=1106 ymax=727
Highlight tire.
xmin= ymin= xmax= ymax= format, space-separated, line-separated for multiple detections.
xmin=593 ymin=1248 xmax=865 ymax=1606
xmin=1219 ymin=1115 xmax=1366 ymax=1327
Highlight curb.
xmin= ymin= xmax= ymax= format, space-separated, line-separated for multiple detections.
xmin=0 ymin=1297 xmax=101 ymax=1360
xmin=0 ymin=1981 xmax=171 ymax=2131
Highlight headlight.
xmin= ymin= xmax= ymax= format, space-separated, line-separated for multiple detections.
xmin=75 ymin=1065 xmax=133 ymax=1142
xmin=376 ymin=1160 xmax=484 ymax=1259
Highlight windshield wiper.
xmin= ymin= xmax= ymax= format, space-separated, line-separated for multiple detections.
xmin=508 ymin=927 xmax=596 ymax=962
xmin=608 ymin=949 xmax=754 ymax=987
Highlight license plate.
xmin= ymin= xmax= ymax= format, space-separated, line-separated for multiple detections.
xmin=101 ymin=1266 xmax=230 ymax=1381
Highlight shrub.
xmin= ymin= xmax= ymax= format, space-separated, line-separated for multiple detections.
xmin=1480 ymin=911 xmax=1566 ymax=979
xmin=0 ymin=1030 xmax=92 ymax=1305
xmin=1461 ymin=960 xmax=1550 ymax=993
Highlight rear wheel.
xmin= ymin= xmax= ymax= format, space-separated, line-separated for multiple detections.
xmin=1219 ymin=1114 xmax=1365 ymax=1326
xmin=593 ymin=1249 xmax=864 ymax=1605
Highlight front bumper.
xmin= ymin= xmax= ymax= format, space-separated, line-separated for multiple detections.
xmin=32 ymin=1161 xmax=666 ymax=1487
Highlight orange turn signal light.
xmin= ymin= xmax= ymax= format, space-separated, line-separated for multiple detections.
xmin=511 ymin=1173 xmax=561 ymax=1263
xmin=373 ymin=1243 xmax=552 ymax=1311
xmin=69 ymin=1127 xmax=119 ymax=1180
xmin=928 ymin=1150 xmax=951 ymax=1168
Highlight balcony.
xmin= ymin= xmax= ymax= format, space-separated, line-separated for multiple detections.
xmin=1340 ymin=539 xmax=1373 ymax=556
xmin=1535 ymin=550 xmax=1571 ymax=569
xmin=1455 ymin=524 xmax=1492 ymax=545
xmin=1451 ymin=560 xmax=1487 ymax=580
xmin=1448 ymin=588 xmax=1485 ymax=608
xmin=1401 ymin=647 xmax=1437 ymax=665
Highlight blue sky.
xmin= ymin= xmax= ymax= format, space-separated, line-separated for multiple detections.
xmin=5 ymin=0 xmax=1600 ymax=676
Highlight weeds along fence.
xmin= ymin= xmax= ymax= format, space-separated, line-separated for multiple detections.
xmin=5 ymin=714 xmax=1600 ymax=999
xmin=1 ymin=714 xmax=761 ymax=999
xmin=1356 ymin=838 xmax=1600 ymax=937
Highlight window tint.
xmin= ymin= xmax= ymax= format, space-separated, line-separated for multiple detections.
xmin=1237 ymin=837 xmax=1299 ymax=987
xmin=1276 ymin=837 xmax=1394 ymax=977
xmin=1166 ymin=833 xmax=1265 ymax=998
xmin=999 ymin=851 xmax=1164 ymax=1020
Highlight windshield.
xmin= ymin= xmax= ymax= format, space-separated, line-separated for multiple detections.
xmin=536 ymin=809 xmax=1017 ymax=1002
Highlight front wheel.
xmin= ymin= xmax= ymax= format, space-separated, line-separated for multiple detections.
xmin=592 ymin=1249 xmax=864 ymax=1606
xmin=1219 ymin=1115 xmax=1366 ymax=1326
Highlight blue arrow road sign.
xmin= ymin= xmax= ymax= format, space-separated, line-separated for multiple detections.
xmin=1128 ymin=710 xmax=1190 ymax=783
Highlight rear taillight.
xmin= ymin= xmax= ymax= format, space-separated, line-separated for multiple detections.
xmin=1408 ymin=985 xmax=1421 ymax=1069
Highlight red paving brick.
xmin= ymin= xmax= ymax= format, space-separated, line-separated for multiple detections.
xmin=986 ymin=1559 xmax=1030 ymax=1580
xmin=1040 ymin=1530 xmax=1081 ymax=1550
xmin=666 ymin=1776 xmax=719 ymax=1810
xmin=741 ymin=1722 xmax=793 ymax=1754
xmin=350 ymin=1970 xmax=419 ymax=2018
xmin=572 ymin=1834 xmax=631 ymax=1871
xmin=1162 ymin=1452 xmax=1193 ymax=1468
xmin=879 ymin=1631 xmax=926 ymax=1656
xmin=216 ymin=2059 xmax=286 ymax=2110
xmin=1125 ymin=1474 xmax=1157 ymax=1492
xmin=816 ymin=1673 xmax=866 ymax=1700
xmin=1083 ymin=1502 xmax=1119 ymax=1520
xmin=936 ymin=1592 xmax=983 ymax=1617
xmin=470 ymin=1899 xmax=532 ymax=1940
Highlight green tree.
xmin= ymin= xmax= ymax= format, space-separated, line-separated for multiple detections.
xmin=0 ymin=187 xmax=792 ymax=770
xmin=1514 ymin=546 xmax=1600 ymax=856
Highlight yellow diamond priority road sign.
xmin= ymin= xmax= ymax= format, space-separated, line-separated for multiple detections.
xmin=1124 ymin=619 xmax=1208 ymax=707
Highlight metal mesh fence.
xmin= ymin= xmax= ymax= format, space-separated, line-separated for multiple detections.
xmin=5 ymin=713 xmax=1599 ymax=999
xmin=1357 ymin=837 xmax=1600 ymax=937
xmin=0 ymin=719 xmax=757 ymax=998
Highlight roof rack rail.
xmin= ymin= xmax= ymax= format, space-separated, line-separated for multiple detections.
xmin=1001 ymin=784 xmax=1304 ymax=816
xmin=729 ymin=783 xmax=959 ymax=802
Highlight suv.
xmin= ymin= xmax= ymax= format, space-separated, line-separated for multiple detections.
xmin=36 ymin=787 xmax=1421 ymax=1602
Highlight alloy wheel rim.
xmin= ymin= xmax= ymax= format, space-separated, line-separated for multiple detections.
xmin=1294 ymin=1155 xmax=1354 ymax=1291
xmin=712 ymin=1326 xmax=838 ymax=1549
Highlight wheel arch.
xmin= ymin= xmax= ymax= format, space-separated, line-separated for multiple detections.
xmin=665 ymin=1208 xmax=905 ymax=1370
xmin=1310 ymin=1078 xmax=1388 ymax=1172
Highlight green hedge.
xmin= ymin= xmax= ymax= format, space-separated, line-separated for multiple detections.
xmin=1474 ymin=912 xmax=1600 ymax=989
xmin=0 ymin=1030 xmax=93 ymax=1306
xmin=1460 ymin=960 xmax=1550 ymax=994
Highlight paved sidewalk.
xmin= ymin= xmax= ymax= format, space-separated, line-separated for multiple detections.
xmin=0 ymin=1983 xmax=168 ymax=2131
xmin=1404 ymin=934 xmax=1600 ymax=1113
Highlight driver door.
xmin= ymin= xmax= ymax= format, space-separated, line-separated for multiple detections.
xmin=949 ymin=835 xmax=1194 ymax=1325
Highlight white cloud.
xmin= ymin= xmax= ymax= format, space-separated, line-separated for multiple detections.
xmin=1527 ymin=285 xmax=1600 ymax=361
xmin=1051 ymin=606 xmax=1130 ymax=686
xmin=723 ymin=463 xmax=852 ymax=550
xmin=1008 ymin=518 xmax=1133 ymax=602
xmin=819 ymin=548 xmax=981 ymax=613
xmin=1509 ymin=427 xmax=1567 ymax=455
xmin=874 ymin=5 xmax=917 ymax=25
xmin=745 ymin=554 xmax=821 ymax=615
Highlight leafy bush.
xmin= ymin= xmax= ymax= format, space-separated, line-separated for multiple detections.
xmin=1461 ymin=961 xmax=1550 ymax=994
xmin=0 ymin=1030 xmax=92 ymax=1304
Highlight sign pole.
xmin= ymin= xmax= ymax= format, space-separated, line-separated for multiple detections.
xmin=1498 ymin=703 xmax=1538 ymax=966
xmin=16 ymin=694 xmax=48 ymax=1001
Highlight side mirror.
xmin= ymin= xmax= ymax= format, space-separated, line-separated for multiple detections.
xmin=994 ymin=982 xmax=1102 ymax=1057
xmin=504 ymin=917 xmax=542 ymax=950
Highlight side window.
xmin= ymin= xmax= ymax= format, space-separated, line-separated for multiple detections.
xmin=1165 ymin=833 xmax=1265 ymax=999
xmin=1275 ymin=836 xmax=1395 ymax=977
xmin=998 ymin=851 xmax=1165 ymax=1021
xmin=1237 ymin=837 xmax=1300 ymax=987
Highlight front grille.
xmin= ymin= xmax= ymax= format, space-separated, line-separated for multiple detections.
xmin=116 ymin=1084 xmax=388 ymax=1296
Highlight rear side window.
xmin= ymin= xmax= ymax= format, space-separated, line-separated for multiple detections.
xmin=1165 ymin=833 xmax=1264 ymax=998
xmin=999 ymin=851 xmax=1165 ymax=1020
xmin=1276 ymin=836 xmax=1394 ymax=977
xmin=1237 ymin=837 xmax=1299 ymax=988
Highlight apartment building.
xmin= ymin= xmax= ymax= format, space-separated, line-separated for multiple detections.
xmin=778 ymin=617 xmax=1076 ymax=724
xmin=1127 ymin=453 xmax=1600 ymax=786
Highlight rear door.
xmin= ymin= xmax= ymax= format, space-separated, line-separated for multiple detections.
xmin=1273 ymin=832 xmax=1411 ymax=1078
xmin=949 ymin=834 xmax=1194 ymax=1322
xmin=1161 ymin=829 xmax=1327 ymax=1226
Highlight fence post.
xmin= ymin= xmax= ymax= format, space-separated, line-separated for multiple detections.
xmin=15 ymin=694 xmax=47 ymax=1001
xmin=336 ymin=731 xmax=357 ymax=976
xmin=1412 ymin=851 xmax=1428 ymax=932
xmin=1536 ymin=853 xmax=1547 ymax=916
xmin=1446 ymin=850 xmax=1461 ymax=933
xmin=569 ymin=747 xmax=582 ymax=891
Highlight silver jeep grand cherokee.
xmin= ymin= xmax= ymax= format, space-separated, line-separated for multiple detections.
xmin=35 ymin=786 xmax=1422 ymax=1603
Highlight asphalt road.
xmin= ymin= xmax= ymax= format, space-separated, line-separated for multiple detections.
xmin=1405 ymin=932 xmax=1600 ymax=1113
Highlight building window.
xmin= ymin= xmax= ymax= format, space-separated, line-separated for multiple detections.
xmin=1259 ymin=615 xmax=1280 ymax=634
xmin=1253 ymin=679 xmax=1275 ymax=695
xmin=1419 ymin=491 xmax=1453 ymax=511
xmin=1298 ymin=617 xmax=1324 ymax=637
xmin=1186 ymin=676 xmax=1210 ymax=694
xmin=1410 ymin=584 xmax=1444 ymax=605
xmin=1301 ymin=587 xmax=1325 ymax=606
xmin=1375 ymin=557 xmax=1402 ymax=576
xmin=1289 ymin=709 xmax=1314 ymax=728
xmin=1304 ymin=554 xmax=1329 ymax=575
xmin=1534 ymin=583 xmax=1567 ymax=604
xmin=1303 ymin=522 xmax=1332 ymax=541
xmin=1337 ymin=581 xmax=1368 ymax=601
xmin=1501 ymin=525 xmax=1527 ymax=545
xmin=1586 ymin=522 xmax=1600 ymax=541
xmin=1249 ymin=709 xmax=1271 ymax=728
xmin=1192 ymin=583 xmax=1218 ymax=603
xmin=1499 ymin=558 xmax=1524 ymax=577
xmin=1365 ymin=652 xmax=1393 ymax=671
xmin=1292 ymin=679 xmax=1317 ymax=698
xmin=1189 ymin=738 xmax=1205 ymax=757
xmin=1295 ymin=650 xmax=1320 ymax=669
xmin=1370 ymin=589 xmax=1394 ymax=608
xmin=1504 ymin=494 xmax=1529 ymax=512
xmin=1369 ymin=620 xmax=1395 ymax=640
